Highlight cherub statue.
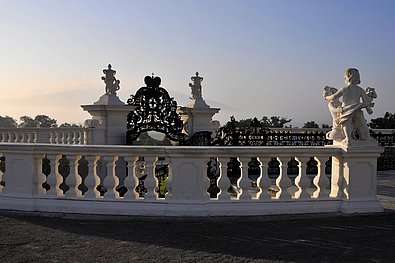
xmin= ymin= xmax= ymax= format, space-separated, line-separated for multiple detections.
xmin=101 ymin=64 xmax=120 ymax=95
xmin=189 ymin=72 xmax=203 ymax=100
xmin=324 ymin=68 xmax=377 ymax=145
xmin=323 ymin=86 xmax=343 ymax=140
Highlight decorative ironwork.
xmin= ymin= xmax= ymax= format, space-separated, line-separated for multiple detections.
xmin=184 ymin=131 xmax=212 ymax=146
xmin=370 ymin=130 xmax=395 ymax=170
xmin=126 ymin=75 xmax=185 ymax=144
xmin=214 ymin=117 xmax=330 ymax=146
xmin=0 ymin=155 xmax=5 ymax=187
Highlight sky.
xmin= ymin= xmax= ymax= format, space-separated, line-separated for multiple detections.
xmin=1 ymin=0 xmax=394 ymax=127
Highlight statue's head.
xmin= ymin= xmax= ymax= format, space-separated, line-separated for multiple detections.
xmin=344 ymin=68 xmax=361 ymax=84
xmin=323 ymin=86 xmax=338 ymax=98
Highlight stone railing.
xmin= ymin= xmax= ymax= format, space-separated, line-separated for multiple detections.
xmin=0 ymin=143 xmax=383 ymax=216
xmin=0 ymin=127 xmax=98 ymax=145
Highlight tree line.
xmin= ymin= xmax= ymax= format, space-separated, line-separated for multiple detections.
xmin=0 ymin=115 xmax=81 ymax=128
xmin=225 ymin=112 xmax=395 ymax=129
xmin=1 ymin=112 xmax=394 ymax=130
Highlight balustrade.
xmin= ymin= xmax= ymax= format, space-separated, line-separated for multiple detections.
xmin=0 ymin=128 xmax=90 ymax=144
xmin=0 ymin=143 xmax=384 ymax=216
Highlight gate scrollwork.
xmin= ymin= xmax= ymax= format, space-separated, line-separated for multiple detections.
xmin=126 ymin=76 xmax=185 ymax=144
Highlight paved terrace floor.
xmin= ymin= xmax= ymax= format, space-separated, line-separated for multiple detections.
xmin=1 ymin=172 xmax=394 ymax=263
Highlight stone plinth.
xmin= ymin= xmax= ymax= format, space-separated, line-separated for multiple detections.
xmin=328 ymin=142 xmax=384 ymax=213
xmin=81 ymin=94 xmax=135 ymax=145
xmin=178 ymin=105 xmax=220 ymax=137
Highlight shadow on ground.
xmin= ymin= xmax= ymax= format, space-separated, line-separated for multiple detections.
xmin=1 ymin=212 xmax=394 ymax=263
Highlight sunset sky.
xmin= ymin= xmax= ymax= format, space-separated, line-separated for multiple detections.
xmin=1 ymin=0 xmax=394 ymax=127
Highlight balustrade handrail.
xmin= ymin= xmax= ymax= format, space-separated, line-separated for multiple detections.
xmin=0 ymin=143 xmax=343 ymax=157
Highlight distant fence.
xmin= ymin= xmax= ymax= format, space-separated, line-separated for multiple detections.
xmin=371 ymin=132 xmax=395 ymax=171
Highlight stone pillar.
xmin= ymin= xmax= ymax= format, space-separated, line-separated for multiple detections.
xmin=81 ymin=94 xmax=135 ymax=145
xmin=336 ymin=142 xmax=384 ymax=213
xmin=178 ymin=104 xmax=220 ymax=138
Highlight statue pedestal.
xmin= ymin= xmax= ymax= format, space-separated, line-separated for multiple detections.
xmin=81 ymin=94 xmax=135 ymax=145
xmin=328 ymin=142 xmax=384 ymax=213
xmin=178 ymin=98 xmax=220 ymax=138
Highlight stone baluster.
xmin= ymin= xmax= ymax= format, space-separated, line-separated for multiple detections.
xmin=313 ymin=156 xmax=330 ymax=199
xmin=48 ymin=131 xmax=53 ymax=144
xmin=330 ymin=156 xmax=343 ymax=198
xmin=33 ymin=131 xmax=37 ymax=143
xmin=26 ymin=132 xmax=31 ymax=143
xmin=201 ymin=157 xmax=210 ymax=201
xmin=46 ymin=154 xmax=60 ymax=196
xmin=72 ymin=131 xmax=77 ymax=144
xmin=275 ymin=157 xmax=292 ymax=199
xmin=7 ymin=132 xmax=12 ymax=143
xmin=33 ymin=154 xmax=46 ymax=195
xmin=295 ymin=156 xmax=311 ymax=199
xmin=124 ymin=156 xmax=139 ymax=200
xmin=258 ymin=156 xmax=271 ymax=200
xmin=65 ymin=155 xmax=81 ymax=198
xmin=78 ymin=131 xmax=84 ymax=145
xmin=103 ymin=156 xmax=120 ymax=199
xmin=83 ymin=155 xmax=99 ymax=198
xmin=67 ymin=132 xmax=71 ymax=144
xmin=19 ymin=132 xmax=25 ymax=143
xmin=34 ymin=131 xmax=38 ymax=143
xmin=239 ymin=157 xmax=251 ymax=200
xmin=61 ymin=132 xmax=66 ymax=144
xmin=53 ymin=131 xmax=58 ymax=144
xmin=13 ymin=132 xmax=18 ymax=143
xmin=217 ymin=157 xmax=231 ymax=200
xmin=143 ymin=156 xmax=158 ymax=200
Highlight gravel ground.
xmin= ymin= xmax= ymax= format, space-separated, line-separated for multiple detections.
xmin=0 ymin=171 xmax=394 ymax=263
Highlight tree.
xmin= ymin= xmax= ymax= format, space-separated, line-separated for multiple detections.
xmin=303 ymin=121 xmax=319 ymax=128
xmin=0 ymin=116 xmax=18 ymax=128
xmin=321 ymin=124 xmax=330 ymax=128
xmin=268 ymin=115 xmax=292 ymax=128
xmin=34 ymin=115 xmax=57 ymax=128
xmin=232 ymin=116 xmax=292 ymax=129
xmin=18 ymin=115 xmax=58 ymax=128
xmin=59 ymin=122 xmax=82 ymax=128
xmin=237 ymin=118 xmax=253 ymax=127
xmin=19 ymin=116 xmax=37 ymax=128
xmin=368 ymin=112 xmax=395 ymax=129
xmin=134 ymin=132 xmax=172 ymax=145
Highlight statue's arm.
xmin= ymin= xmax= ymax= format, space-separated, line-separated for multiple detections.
xmin=326 ymin=88 xmax=343 ymax=101
xmin=360 ymin=88 xmax=371 ymax=103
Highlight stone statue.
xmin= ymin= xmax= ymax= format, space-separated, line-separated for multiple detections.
xmin=323 ymin=86 xmax=343 ymax=141
xmin=189 ymin=72 xmax=203 ymax=100
xmin=324 ymin=68 xmax=376 ymax=145
xmin=101 ymin=64 xmax=120 ymax=95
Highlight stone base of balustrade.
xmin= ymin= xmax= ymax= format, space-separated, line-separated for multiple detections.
xmin=0 ymin=194 xmax=384 ymax=217
xmin=340 ymin=199 xmax=384 ymax=214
